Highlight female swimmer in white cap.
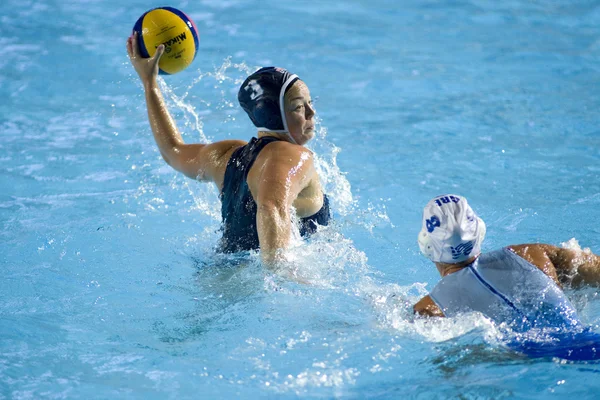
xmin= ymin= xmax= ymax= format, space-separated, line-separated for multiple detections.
xmin=414 ymin=194 xmax=600 ymax=331
xmin=126 ymin=34 xmax=330 ymax=267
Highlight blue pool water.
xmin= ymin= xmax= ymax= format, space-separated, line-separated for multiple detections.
xmin=2 ymin=0 xmax=600 ymax=397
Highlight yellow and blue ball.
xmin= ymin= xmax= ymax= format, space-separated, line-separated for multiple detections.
xmin=133 ymin=7 xmax=199 ymax=75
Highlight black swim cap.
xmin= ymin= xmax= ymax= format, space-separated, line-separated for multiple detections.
xmin=238 ymin=67 xmax=300 ymax=132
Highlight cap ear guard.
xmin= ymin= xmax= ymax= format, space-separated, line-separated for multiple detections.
xmin=477 ymin=217 xmax=486 ymax=246
xmin=418 ymin=229 xmax=435 ymax=261
xmin=252 ymin=99 xmax=282 ymax=130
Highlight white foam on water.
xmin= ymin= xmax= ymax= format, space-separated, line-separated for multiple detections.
xmin=560 ymin=237 xmax=591 ymax=253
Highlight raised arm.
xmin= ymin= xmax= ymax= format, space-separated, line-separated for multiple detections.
xmin=126 ymin=33 xmax=243 ymax=186
xmin=510 ymin=243 xmax=600 ymax=287
xmin=251 ymin=145 xmax=315 ymax=267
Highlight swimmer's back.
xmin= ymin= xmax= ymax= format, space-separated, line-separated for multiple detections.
xmin=429 ymin=247 xmax=581 ymax=330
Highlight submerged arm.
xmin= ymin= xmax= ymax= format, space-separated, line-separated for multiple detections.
xmin=413 ymin=295 xmax=445 ymax=317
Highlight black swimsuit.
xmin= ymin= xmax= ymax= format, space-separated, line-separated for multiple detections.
xmin=219 ymin=137 xmax=331 ymax=253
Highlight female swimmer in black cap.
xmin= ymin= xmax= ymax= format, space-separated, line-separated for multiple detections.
xmin=126 ymin=34 xmax=330 ymax=267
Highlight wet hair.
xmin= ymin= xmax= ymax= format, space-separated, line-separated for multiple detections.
xmin=237 ymin=67 xmax=299 ymax=132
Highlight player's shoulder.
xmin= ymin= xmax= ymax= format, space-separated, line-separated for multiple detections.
xmin=210 ymin=139 xmax=247 ymax=152
xmin=263 ymin=140 xmax=313 ymax=162
xmin=206 ymin=139 xmax=247 ymax=161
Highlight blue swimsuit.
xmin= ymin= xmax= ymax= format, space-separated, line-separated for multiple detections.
xmin=219 ymin=136 xmax=330 ymax=253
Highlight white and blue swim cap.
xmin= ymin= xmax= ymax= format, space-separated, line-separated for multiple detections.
xmin=418 ymin=194 xmax=486 ymax=263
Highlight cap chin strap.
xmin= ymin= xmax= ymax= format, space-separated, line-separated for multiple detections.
xmin=418 ymin=217 xmax=486 ymax=263
xmin=256 ymin=129 xmax=297 ymax=145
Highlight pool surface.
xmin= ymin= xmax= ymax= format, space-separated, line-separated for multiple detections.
xmin=2 ymin=0 xmax=600 ymax=398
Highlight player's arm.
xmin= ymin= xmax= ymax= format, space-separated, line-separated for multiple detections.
xmin=142 ymin=74 xmax=243 ymax=181
xmin=127 ymin=33 xmax=244 ymax=183
xmin=509 ymin=244 xmax=561 ymax=286
xmin=544 ymin=245 xmax=600 ymax=287
xmin=510 ymin=243 xmax=600 ymax=287
xmin=254 ymin=148 xmax=314 ymax=268
xmin=413 ymin=295 xmax=445 ymax=317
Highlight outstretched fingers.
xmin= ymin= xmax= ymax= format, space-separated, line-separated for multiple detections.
xmin=127 ymin=32 xmax=162 ymax=62
xmin=126 ymin=31 xmax=164 ymax=80
xmin=145 ymin=44 xmax=164 ymax=72
xmin=126 ymin=35 xmax=133 ymax=58
xmin=154 ymin=44 xmax=165 ymax=61
xmin=131 ymin=32 xmax=140 ymax=58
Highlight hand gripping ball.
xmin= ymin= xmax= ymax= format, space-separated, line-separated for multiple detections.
xmin=133 ymin=7 xmax=199 ymax=75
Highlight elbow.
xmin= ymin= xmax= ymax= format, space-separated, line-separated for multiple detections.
xmin=159 ymin=146 xmax=185 ymax=173
xmin=157 ymin=143 xmax=180 ymax=166
xmin=159 ymin=150 xmax=174 ymax=167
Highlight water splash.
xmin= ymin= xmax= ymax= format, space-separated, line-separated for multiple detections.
xmin=138 ymin=58 xmax=392 ymax=264
xmin=560 ymin=237 xmax=592 ymax=254
xmin=158 ymin=58 xmax=256 ymax=144
xmin=309 ymin=122 xmax=354 ymax=216
xmin=126 ymin=60 xmax=404 ymax=371
xmin=309 ymin=120 xmax=392 ymax=234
